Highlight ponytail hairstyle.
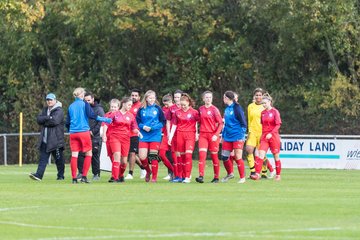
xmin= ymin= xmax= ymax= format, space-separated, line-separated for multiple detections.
xmin=141 ymin=90 xmax=160 ymax=108
xmin=224 ymin=90 xmax=235 ymax=101
xmin=109 ymin=98 xmax=120 ymax=111
xmin=180 ymin=93 xmax=195 ymax=107
xmin=120 ymin=97 xmax=132 ymax=109
xmin=174 ymin=89 xmax=183 ymax=95
xmin=201 ymin=90 xmax=213 ymax=98
xmin=253 ymin=87 xmax=265 ymax=96
xmin=73 ymin=87 xmax=85 ymax=98
xmin=262 ymin=92 xmax=273 ymax=105
xmin=162 ymin=93 xmax=173 ymax=103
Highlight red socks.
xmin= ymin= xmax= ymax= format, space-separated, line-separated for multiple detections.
xmin=140 ymin=158 xmax=151 ymax=173
xmin=82 ymin=155 xmax=91 ymax=177
xmin=185 ymin=153 xmax=192 ymax=178
xmin=211 ymin=153 xmax=220 ymax=179
xmin=275 ymin=160 xmax=281 ymax=175
xmin=172 ymin=154 xmax=178 ymax=178
xmin=119 ymin=163 xmax=127 ymax=178
xmin=255 ymin=156 xmax=264 ymax=174
xmin=159 ymin=150 xmax=174 ymax=172
xmin=267 ymin=160 xmax=274 ymax=172
xmin=235 ymin=159 xmax=245 ymax=179
xmin=70 ymin=156 xmax=78 ymax=179
xmin=229 ymin=155 xmax=234 ymax=171
xmin=151 ymin=160 xmax=159 ymax=181
xmin=223 ymin=158 xmax=233 ymax=175
xmin=112 ymin=161 xmax=120 ymax=180
xmin=177 ymin=156 xmax=184 ymax=178
xmin=198 ymin=151 xmax=207 ymax=176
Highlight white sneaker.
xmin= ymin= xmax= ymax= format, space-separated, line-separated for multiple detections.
xmin=238 ymin=178 xmax=246 ymax=184
xmin=124 ymin=174 xmax=134 ymax=180
xmin=140 ymin=169 xmax=146 ymax=179
xmin=163 ymin=174 xmax=171 ymax=180
xmin=221 ymin=173 xmax=235 ymax=183
xmin=268 ymin=170 xmax=276 ymax=179
xmin=182 ymin=177 xmax=191 ymax=183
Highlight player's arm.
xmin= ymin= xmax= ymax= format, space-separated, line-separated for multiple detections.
xmin=271 ymin=109 xmax=282 ymax=133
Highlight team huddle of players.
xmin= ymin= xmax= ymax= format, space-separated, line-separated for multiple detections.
xmin=97 ymin=88 xmax=282 ymax=184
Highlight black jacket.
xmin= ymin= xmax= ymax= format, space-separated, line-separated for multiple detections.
xmin=89 ymin=101 xmax=105 ymax=143
xmin=37 ymin=101 xmax=65 ymax=152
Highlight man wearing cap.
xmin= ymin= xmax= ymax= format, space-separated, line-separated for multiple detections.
xmin=29 ymin=93 xmax=65 ymax=181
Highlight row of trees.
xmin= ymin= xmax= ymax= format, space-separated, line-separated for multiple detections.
xmin=1 ymin=0 xmax=359 ymax=137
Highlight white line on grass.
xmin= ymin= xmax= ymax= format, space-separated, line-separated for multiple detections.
xmin=0 ymin=198 xmax=216 ymax=213
xmin=1 ymin=221 xmax=355 ymax=240
xmin=20 ymin=229 xmax=358 ymax=240
xmin=0 ymin=206 xmax=43 ymax=212
xmin=0 ymin=221 xmax=155 ymax=234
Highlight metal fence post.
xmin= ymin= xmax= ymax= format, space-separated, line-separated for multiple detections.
xmin=3 ymin=135 xmax=7 ymax=166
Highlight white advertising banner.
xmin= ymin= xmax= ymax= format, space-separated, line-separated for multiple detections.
xmin=266 ymin=138 xmax=360 ymax=169
xmin=100 ymin=142 xmax=112 ymax=172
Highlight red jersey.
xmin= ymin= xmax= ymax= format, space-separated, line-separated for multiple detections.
xmin=129 ymin=101 xmax=141 ymax=137
xmin=166 ymin=104 xmax=180 ymax=121
xmin=199 ymin=105 xmax=223 ymax=134
xmin=108 ymin=111 xmax=138 ymax=138
xmin=166 ymin=104 xmax=180 ymax=135
xmin=261 ymin=108 xmax=281 ymax=134
xmin=172 ymin=107 xmax=199 ymax=132
xmin=102 ymin=111 xmax=113 ymax=137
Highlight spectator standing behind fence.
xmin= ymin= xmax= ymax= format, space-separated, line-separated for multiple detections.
xmin=29 ymin=93 xmax=65 ymax=181
xmin=66 ymin=87 xmax=111 ymax=184
xmin=77 ymin=92 xmax=105 ymax=181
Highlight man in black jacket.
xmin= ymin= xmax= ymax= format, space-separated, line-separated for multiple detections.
xmin=77 ymin=92 xmax=105 ymax=180
xmin=30 ymin=93 xmax=65 ymax=181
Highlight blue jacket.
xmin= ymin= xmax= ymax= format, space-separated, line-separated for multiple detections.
xmin=136 ymin=104 xmax=166 ymax=142
xmin=66 ymin=98 xmax=97 ymax=133
xmin=223 ymin=102 xmax=247 ymax=142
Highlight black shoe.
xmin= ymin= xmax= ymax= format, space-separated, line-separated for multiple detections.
xmin=116 ymin=177 xmax=125 ymax=183
xmin=211 ymin=178 xmax=219 ymax=183
xmin=29 ymin=173 xmax=42 ymax=181
xmin=249 ymin=172 xmax=257 ymax=179
xmin=72 ymin=178 xmax=78 ymax=184
xmin=108 ymin=177 xmax=115 ymax=183
xmin=57 ymin=176 xmax=65 ymax=180
xmin=76 ymin=173 xmax=82 ymax=180
xmin=80 ymin=176 xmax=90 ymax=183
xmin=195 ymin=176 xmax=204 ymax=183
xmin=261 ymin=174 xmax=268 ymax=179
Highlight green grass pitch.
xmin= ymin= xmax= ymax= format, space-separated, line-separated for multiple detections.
xmin=1 ymin=164 xmax=359 ymax=239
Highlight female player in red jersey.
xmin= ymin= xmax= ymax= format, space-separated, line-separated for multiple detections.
xmin=101 ymin=99 xmax=120 ymax=182
xmin=165 ymin=90 xmax=182 ymax=180
xmin=158 ymin=94 xmax=175 ymax=179
xmin=251 ymin=93 xmax=282 ymax=181
xmin=102 ymin=97 xmax=141 ymax=182
xmin=168 ymin=93 xmax=199 ymax=183
xmin=195 ymin=91 xmax=223 ymax=183
xmin=136 ymin=90 xmax=166 ymax=182
xmin=102 ymin=99 xmax=121 ymax=163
